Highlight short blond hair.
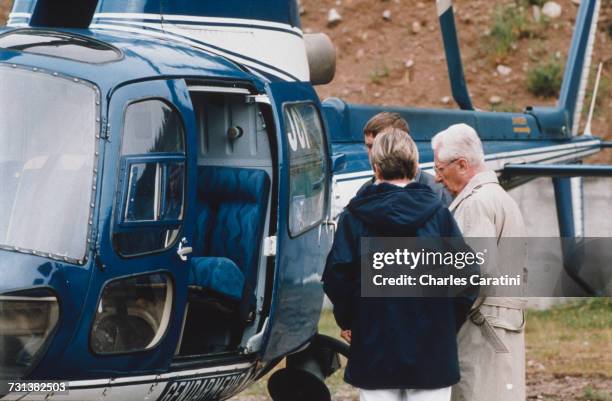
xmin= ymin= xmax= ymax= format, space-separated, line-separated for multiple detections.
xmin=371 ymin=128 xmax=419 ymax=180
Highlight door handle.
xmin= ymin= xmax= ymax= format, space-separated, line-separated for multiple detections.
xmin=177 ymin=238 xmax=192 ymax=261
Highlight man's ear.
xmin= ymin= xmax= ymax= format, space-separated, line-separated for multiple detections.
xmin=457 ymin=158 xmax=470 ymax=172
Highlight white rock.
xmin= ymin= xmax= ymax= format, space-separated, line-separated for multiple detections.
xmin=441 ymin=96 xmax=451 ymax=104
xmin=542 ymin=1 xmax=562 ymax=19
xmin=327 ymin=8 xmax=342 ymax=26
xmin=555 ymin=51 xmax=562 ymax=59
xmin=532 ymin=5 xmax=541 ymax=23
xmin=489 ymin=96 xmax=503 ymax=105
xmin=411 ymin=21 xmax=422 ymax=34
xmin=405 ymin=59 xmax=414 ymax=69
xmin=571 ymin=0 xmax=580 ymax=5
xmin=356 ymin=49 xmax=365 ymax=59
xmin=382 ymin=10 xmax=392 ymax=21
xmin=299 ymin=6 xmax=306 ymax=15
xmin=497 ymin=65 xmax=512 ymax=76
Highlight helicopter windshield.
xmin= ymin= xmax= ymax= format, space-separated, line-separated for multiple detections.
xmin=0 ymin=66 xmax=98 ymax=264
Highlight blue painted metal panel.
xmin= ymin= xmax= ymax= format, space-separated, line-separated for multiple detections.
xmin=0 ymin=28 xmax=264 ymax=98
xmin=553 ymin=178 xmax=576 ymax=237
xmin=504 ymin=163 xmax=612 ymax=177
xmin=96 ymin=0 xmax=301 ymax=27
xmin=0 ymin=252 xmax=93 ymax=380
xmin=262 ymin=82 xmax=331 ymax=361
xmin=558 ymin=0 xmax=598 ymax=130
xmin=321 ymin=99 xmax=550 ymax=143
xmin=96 ymin=0 xmax=163 ymax=14
xmin=438 ymin=5 xmax=473 ymax=110
xmin=24 ymin=79 xmax=197 ymax=380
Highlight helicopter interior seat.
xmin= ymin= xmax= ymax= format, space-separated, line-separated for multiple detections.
xmin=188 ymin=165 xmax=270 ymax=323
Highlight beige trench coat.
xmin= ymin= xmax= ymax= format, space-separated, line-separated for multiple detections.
xmin=449 ymin=171 xmax=527 ymax=401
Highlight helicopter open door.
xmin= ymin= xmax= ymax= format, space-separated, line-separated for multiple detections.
xmin=260 ymin=82 xmax=333 ymax=361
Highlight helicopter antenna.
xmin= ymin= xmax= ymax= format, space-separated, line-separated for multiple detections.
xmin=583 ymin=62 xmax=603 ymax=137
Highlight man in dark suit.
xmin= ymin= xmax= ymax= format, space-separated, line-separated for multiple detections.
xmin=360 ymin=112 xmax=452 ymax=206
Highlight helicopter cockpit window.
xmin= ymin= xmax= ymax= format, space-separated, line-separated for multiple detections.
xmin=0 ymin=29 xmax=122 ymax=64
xmin=113 ymin=99 xmax=186 ymax=257
xmin=0 ymin=65 xmax=98 ymax=264
xmin=283 ymin=103 xmax=328 ymax=237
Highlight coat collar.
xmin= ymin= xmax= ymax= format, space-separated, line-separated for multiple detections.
xmin=449 ymin=170 xmax=499 ymax=212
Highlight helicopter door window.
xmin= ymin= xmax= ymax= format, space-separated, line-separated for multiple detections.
xmin=122 ymin=160 xmax=185 ymax=223
xmin=113 ymin=99 xmax=186 ymax=257
xmin=283 ymin=102 xmax=328 ymax=237
xmin=90 ymin=272 xmax=173 ymax=354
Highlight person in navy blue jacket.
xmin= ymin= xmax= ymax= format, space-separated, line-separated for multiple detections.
xmin=323 ymin=128 xmax=477 ymax=401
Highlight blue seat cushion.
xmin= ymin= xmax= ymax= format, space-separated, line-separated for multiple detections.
xmin=193 ymin=203 xmax=213 ymax=256
xmin=197 ymin=166 xmax=270 ymax=289
xmin=188 ymin=256 xmax=245 ymax=302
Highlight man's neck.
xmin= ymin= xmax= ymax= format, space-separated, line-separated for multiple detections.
xmin=457 ymin=166 xmax=489 ymax=194
xmin=381 ymin=178 xmax=411 ymax=187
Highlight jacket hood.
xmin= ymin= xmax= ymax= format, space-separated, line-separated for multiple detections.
xmin=348 ymin=182 xmax=442 ymax=231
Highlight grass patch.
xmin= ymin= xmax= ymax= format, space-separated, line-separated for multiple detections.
xmin=237 ymin=300 xmax=611 ymax=400
xmin=491 ymin=101 xmax=520 ymax=113
xmin=369 ymin=63 xmax=390 ymax=85
xmin=527 ymin=298 xmax=612 ymax=329
xmin=526 ymin=299 xmax=611 ymax=377
xmin=483 ymin=4 xmax=530 ymax=60
xmin=583 ymin=385 xmax=612 ymax=401
xmin=526 ymin=59 xmax=563 ymax=97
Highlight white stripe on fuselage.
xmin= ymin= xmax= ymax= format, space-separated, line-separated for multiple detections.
xmin=89 ymin=22 xmax=298 ymax=82
xmin=93 ymin=13 xmax=303 ymax=35
xmin=332 ymin=139 xmax=600 ymax=218
xmin=91 ymin=14 xmax=309 ymax=81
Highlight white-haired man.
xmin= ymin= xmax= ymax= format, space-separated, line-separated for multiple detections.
xmin=431 ymin=123 xmax=527 ymax=401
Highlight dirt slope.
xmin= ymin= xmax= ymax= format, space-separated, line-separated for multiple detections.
xmin=300 ymin=0 xmax=611 ymax=161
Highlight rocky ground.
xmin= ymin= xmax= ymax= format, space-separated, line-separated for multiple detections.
xmin=299 ymin=0 xmax=612 ymax=162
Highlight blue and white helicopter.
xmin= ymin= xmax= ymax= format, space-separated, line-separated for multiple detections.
xmin=0 ymin=0 xmax=609 ymax=400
